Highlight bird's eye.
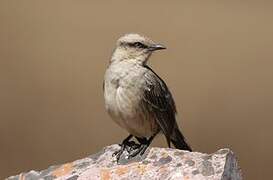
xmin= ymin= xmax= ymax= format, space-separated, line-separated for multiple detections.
xmin=131 ymin=42 xmax=147 ymax=49
xmin=133 ymin=42 xmax=143 ymax=47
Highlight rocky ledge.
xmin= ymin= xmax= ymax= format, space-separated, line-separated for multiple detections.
xmin=7 ymin=144 xmax=242 ymax=180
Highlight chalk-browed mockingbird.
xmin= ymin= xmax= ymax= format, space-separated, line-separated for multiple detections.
xmin=103 ymin=33 xmax=192 ymax=161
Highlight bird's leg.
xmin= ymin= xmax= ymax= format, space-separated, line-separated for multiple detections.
xmin=112 ymin=134 xmax=139 ymax=161
xmin=128 ymin=134 xmax=157 ymax=158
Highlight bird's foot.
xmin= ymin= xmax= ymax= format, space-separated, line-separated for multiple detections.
xmin=112 ymin=140 xmax=140 ymax=162
xmin=125 ymin=141 xmax=141 ymax=152
xmin=112 ymin=147 xmax=123 ymax=162
xmin=128 ymin=144 xmax=149 ymax=159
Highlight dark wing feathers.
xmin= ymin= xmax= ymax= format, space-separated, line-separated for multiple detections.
xmin=141 ymin=65 xmax=177 ymax=146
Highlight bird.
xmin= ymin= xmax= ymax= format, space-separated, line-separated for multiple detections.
xmin=103 ymin=33 xmax=192 ymax=161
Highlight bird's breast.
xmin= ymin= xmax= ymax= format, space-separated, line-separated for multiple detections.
xmin=104 ymin=64 xmax=144 ymax=119
xmin=103 ymin=63 xmax=157 ymax=137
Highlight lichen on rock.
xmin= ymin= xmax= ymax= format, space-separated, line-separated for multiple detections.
xmin=6 ymin=144 xmax=242 ymax=180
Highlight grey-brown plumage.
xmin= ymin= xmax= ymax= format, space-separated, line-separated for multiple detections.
xmin=103 ymin=33 xmax=191 ymax=160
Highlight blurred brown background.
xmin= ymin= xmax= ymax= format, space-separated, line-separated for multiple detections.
xmin=0 ymin=0 xmax=273 ymax=179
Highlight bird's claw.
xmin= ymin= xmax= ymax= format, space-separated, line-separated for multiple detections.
xmin=128 ymin=144 xmax=148 ymax=159
xmin=125 ymin=141 xmax=141 ymax=152
xmin=112 ymin=140 xmax=141 ymax=161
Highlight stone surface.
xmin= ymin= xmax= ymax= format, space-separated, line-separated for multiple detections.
xmin=6 ymin=144 xmax=242 ymax=180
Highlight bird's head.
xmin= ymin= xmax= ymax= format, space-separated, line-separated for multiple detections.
xmin=111 ymin=33 xmax=166 ymax=64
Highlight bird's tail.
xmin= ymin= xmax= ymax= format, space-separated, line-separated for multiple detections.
xmin=171 ymin=125 xmax=192 ymax=152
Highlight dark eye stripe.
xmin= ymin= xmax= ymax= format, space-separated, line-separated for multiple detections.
xmin=127 ymin=42 xmax=148 ymax=49
xmin=134 ymin=42 xmax=148 ymax=48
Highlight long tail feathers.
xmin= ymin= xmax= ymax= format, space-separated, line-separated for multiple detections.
xmin=171 ymin=127 xmax=192 ymax=152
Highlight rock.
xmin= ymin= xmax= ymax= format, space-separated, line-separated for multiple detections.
xmin=6 ymin=144 xmax=242 ymax=180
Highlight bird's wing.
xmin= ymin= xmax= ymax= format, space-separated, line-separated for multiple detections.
xmin=141 ymin=66 xmax=177 ymax=146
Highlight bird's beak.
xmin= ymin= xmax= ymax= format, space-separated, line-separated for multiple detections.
xmin=148 ymin=44 xmax=166 ymax=51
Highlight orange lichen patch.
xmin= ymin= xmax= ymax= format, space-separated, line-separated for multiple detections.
xmin=115 ymin=166 xmax=128 ymax=176
xmin=136 ymin=164 xmax=147 ymax=175
xmin=184 ymin=175 xmax=190 ymax=180
xmin=52 ymin=163 xmax=73 ymax=177
xmin=101 ymin=169 xmax=111 ymax=180
xmin=158 ymin=165 xmax=167 ymax=174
